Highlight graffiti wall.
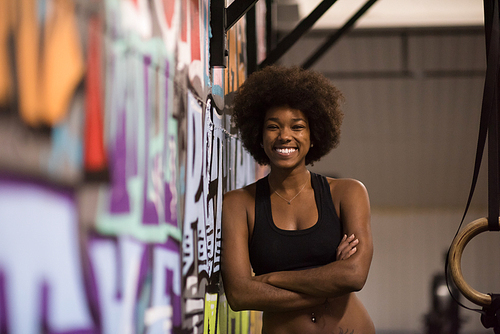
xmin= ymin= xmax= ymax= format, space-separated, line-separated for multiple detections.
xmin=0 ymin=0 xmax=266 ymax=333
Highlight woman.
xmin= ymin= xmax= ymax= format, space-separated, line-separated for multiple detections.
xmin=222 ymin=66 xmax=374 ymax=334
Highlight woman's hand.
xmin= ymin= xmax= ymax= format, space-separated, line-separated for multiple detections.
xmin=336 ymin=234 xmax=359 ymax=261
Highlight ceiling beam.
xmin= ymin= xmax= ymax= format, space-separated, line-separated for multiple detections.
xmin=302 ymin=0 xmax=378 ymax=69
xmin=259 ymin=0 xmax=339 ymax=68
xmin=227 ymin=0 xmax=259 ymax=31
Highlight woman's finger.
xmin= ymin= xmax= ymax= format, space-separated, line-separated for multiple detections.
xmin=337 ymin=234 xmax=359 ymax=260
xmin=336 ymin=234 xmax=349 ymax=257
xmin=336 ymin=234 xmax=348 ymax=251
xmin=342 ymin=246 xmax=357 ymax=260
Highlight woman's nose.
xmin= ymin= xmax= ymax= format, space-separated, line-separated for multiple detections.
xmin=278 ymin=127 xmax=292 ymax=140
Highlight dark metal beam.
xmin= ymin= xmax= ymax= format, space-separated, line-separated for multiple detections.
xmin=226 ymin=0 xmax=259 ymax=31
xmin=210 ymin=0 xmax=259 ymax=68
xmin=259 ymin=0 xmax=339 ymax=68
xmin=246 ymin=6 xmax=258 ymax=75
xmin=302 ymin=0 xmax=378 ymax=69
xmin=266 ymin=0 xmax=277 ymax=53
xmin=210 ymin=0 xmax=226 ymax=67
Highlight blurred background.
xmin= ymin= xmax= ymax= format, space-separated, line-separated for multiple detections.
xmin=0 ymin=0 xmax=499 ymax=333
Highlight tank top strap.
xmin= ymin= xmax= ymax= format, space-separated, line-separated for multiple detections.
xmin=255 ymin=175 xmax=270 ymax=216
xmin=310 ymin=172 xmax=340 ymax=223
xmin=253 ymin=175 xmax=270 ymax=242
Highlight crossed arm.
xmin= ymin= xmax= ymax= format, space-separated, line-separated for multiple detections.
xmin=221 ymin=179 xmax=373 ymax=312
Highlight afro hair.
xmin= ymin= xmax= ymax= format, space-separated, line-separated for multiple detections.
xmin=233 ymin=65 xmax=344 ymax=165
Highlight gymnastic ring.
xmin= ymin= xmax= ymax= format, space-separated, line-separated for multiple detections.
xmin=448 ymin=217 xmax=500 ymax=307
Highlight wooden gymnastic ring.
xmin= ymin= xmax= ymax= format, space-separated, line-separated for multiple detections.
xmin=448 ymin=217 xmax=499 ymax=307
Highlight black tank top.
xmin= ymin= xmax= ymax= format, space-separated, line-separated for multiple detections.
xmin=249 ymin=172 xmax=343 ymax=276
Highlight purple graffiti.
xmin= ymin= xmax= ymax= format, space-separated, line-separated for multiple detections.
xmin=142 ymin=55 xmax=160 ymax=225
xmin=109 ymin=109 xmax=131 ymax=214
xmin=40 ymin=281 xmax=97 ymax=334
xmin=0 ymin=270 xmax=8 ymax=334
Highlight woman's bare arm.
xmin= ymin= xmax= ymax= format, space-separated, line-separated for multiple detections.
xmin=255 ymin=179 xmax=373 ymax=298
xmin=221 ymin=188 xmax=326 ymax=312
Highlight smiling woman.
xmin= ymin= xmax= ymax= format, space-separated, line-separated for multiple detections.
xmin=222 ymin=66 xmax=375 ymax=334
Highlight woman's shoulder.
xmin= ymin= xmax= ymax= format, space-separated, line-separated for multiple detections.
xmin=320 ymin=175 xmax=368 ymax=199
xmin=324 ymin=176 xmax=366 ymax=188
xmin=223 ymin=181 xmax=259 ymax=206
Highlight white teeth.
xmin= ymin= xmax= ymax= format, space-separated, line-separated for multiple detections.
xmin=276 ymin=148 xmax=296 ymax=154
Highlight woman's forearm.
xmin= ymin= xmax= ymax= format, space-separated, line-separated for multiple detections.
xmin=257 ymin=259 xmax=367 ymax=298
xmin=224 ymin=275 xmax=326 ymax=312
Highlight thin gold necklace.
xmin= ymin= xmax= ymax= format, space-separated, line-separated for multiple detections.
xmin=269 ymin=172 xmax=309 ymax=205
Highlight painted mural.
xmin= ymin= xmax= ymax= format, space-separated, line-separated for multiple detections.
xmin=0 ymin=0 xmax=266 ymax=333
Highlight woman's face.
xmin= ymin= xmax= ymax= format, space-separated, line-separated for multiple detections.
xmin=262 ymin=106 xmax=311 ymax=169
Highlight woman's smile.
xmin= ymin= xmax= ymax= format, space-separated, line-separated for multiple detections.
xmin=274 ymin=147 xmax=297 ymax=155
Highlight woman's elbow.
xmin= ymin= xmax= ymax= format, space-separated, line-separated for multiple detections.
xmin=224 ymin=287 xmax=247 ymax=312
xmin=226 ymin=296 xmax=244 ymax=312
xmin=343 ymin=263 xmax=369 ymax=293
xmin=349 ymin=273 xmax=367 ymax=292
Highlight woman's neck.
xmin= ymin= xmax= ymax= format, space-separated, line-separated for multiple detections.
xmin=268 ymin=167 xmax=310 ymax=191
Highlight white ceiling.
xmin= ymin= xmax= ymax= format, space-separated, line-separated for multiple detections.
xmin=286 ymin=0 xmax=484 ymax=29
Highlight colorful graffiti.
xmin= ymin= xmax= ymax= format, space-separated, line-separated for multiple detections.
xmin=0 ymin=0 xmax=265 ymax=333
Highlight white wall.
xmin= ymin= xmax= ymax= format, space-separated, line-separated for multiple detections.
xmin=358 ymin=208 xmax=499 ymax=333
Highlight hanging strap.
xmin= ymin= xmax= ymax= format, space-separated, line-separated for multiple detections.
xmin=488 ymin=0 xmax=500 ymax=231
xmin=460 ymin=0 xmax=500 ymax=232
xmin=445 ymin=0 xmax=500 ymax=314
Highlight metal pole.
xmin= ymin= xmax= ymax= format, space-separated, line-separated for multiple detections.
xmin=302 ymin=0 xmax=377 ymax=69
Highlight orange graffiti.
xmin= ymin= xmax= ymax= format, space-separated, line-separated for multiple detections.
xmin=84 ymin=16 xmax=107 ymax=172
xmin=10 ymin=0 xmax=84 ymax=127
xmin=162 ymin=0 xmax=176 ymax=28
